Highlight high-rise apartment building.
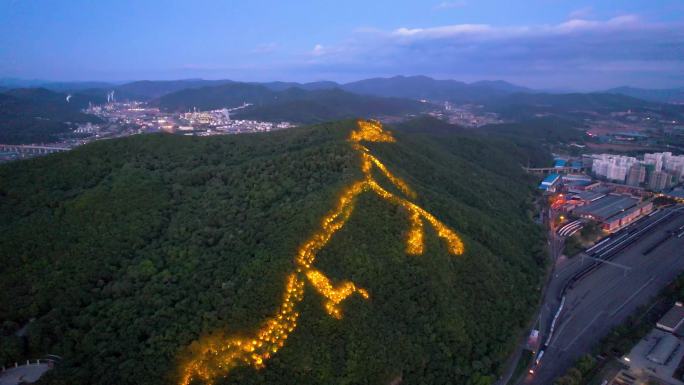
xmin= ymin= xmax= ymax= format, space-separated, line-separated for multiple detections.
xmin=626 ymin=164 xmax=646 ymax=186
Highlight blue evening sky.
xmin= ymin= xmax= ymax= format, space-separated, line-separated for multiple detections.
xmin=1 ymin=0 xmax=683 ymax=89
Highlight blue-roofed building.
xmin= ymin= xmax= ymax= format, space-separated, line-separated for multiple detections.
xmin=554 ymin=159 xmax=567 ymax=168
xmin=539 ymin=173 xmax=561 ymax=192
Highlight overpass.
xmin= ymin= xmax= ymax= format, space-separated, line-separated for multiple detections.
xmin=0 ymin=144 xmax=70 ymax=155
xmin=523 ymin=166 xmax=588 ymax=175
xmin=0 ymin=359 xmax=55 ymax=385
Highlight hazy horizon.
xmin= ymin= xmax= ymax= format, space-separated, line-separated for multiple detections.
xmin=1 ymin=74 xmax=682 ymax=94
xmin=2 ymin=0 xmax=683 ymax=90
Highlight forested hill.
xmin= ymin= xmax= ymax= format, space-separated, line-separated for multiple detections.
xmin=0 ymin=119 xmax=545 ymax=385
xmin=0 ymin=88 xmax=102 ymax=144
xmin=233 ymin=88 xmax=432 ymax=123
xmin=153 ymin=83 xmax=432 ymax=123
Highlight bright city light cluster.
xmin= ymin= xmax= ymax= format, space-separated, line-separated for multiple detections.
xmin=179 ymin=120 xmax=464 ymax=385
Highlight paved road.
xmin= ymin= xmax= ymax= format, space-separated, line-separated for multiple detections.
xmin=525 ymin=207 xmax=684 ymax=385
xmin=496 ymin=206 xmax=565 ymax=385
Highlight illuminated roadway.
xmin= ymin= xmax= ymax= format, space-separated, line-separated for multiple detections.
xmin=524 ymin=206 xmax=684 ymax=385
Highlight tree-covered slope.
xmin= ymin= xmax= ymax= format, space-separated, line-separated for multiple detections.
xmin=154 ymin=83 xmax=431 ymax=123
xmin=0 ymin=120 xmax=545 ymax=385
xmin=234 ymin=89 xmax=432 ymax=123
xmin=152 ymin=82 xmax=274 ymax=111
xmin=476 ymin=118 xmax=586 ymax=166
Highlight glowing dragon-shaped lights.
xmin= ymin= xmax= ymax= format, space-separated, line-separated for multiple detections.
xmin=178 ymin=119 xmax=464 ymax=385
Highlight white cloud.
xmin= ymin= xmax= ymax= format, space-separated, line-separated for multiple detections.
xmin=386 ymin=15 xmax=647 ymax=42
xmin=568 ymin=6 xmax=594 ymax=20
xmin=433 ymin=1 xmax=467 ymax=10
xmin=310 ymin=44 xmax=326 ymax=56
xmin=392 ymin=24 xmax=493 ymax=38
xmin=298 ymin=15 xmax=684 ymax=88
xmin=553 ymin=14 xmax=641 ymax=33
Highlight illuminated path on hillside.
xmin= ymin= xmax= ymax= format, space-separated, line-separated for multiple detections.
xmin=179 ymin=120 xmax=465 ymax=385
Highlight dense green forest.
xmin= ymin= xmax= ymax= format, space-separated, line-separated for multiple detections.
xmin=0 ymin=119 xmax=545 ymax=385
xmin=392 ymin=116 xmax=577 ymax=167
xmin=154 ymin=82 xmax=279 ymax=111
xmin=234 ymin=89 xmax=431 ymax=123
xmin=477 ymin=118 xmax=586 ymax=166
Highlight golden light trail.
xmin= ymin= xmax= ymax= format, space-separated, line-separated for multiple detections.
xmin=179 ymin=120 xmax=464 ymax=385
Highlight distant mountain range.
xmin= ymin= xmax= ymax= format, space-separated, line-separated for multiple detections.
xmin=0 ymin=78 xmax=120 ymax=92
xmin=152 ymin=82 xmax=281 ymax=111
xmin=339 ymin=75 xmax=532 ymax=103
xmin=603 ymin=86 xmax=684 ymax=104
xmin=1 ymin=76 xmax=530 ymax=103
xmin=4 ymin=75 xmax=684 ymax=105
xmin=258 ymin=80 xmax=340 ymax=92
xmin=483 ymin=92 xmax=684 ymax=120
xmin=71 ymin=76 xmax=534 ymax=104
xmin=110 ymin=79 xmax=236 ymax=100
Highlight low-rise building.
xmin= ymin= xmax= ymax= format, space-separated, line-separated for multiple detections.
xmin=574 ymin=194 xmax=639 ymax=222
xmin=614 ymin=302 xmax=684 ymax=385
xmin=539 ymin=173 xmax=561 ymax=192
xmin=572 ymin=193 xmax=652 ymax=232
xmin=657 ymin=302 xmax=684 ymax=334
xmin=601 ymin=201 xmax=653 ymax=231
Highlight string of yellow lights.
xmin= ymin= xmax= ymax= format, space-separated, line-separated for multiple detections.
xmin=178 ymin=120 xmax=464 ymax=385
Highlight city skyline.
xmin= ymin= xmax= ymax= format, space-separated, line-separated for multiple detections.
xmin=1 ymin=0 xmax=683 ymax=90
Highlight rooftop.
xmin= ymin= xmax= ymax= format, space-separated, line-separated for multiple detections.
xmin=573 ymin=194 xmax=638 ymax=221
xmin=606 ymin=201 xmax=651 ymax=223
xmin=658 ymin=302 xmax=684 ymax=333
xmin=542 ymin=173 xmax=560 ymax=184
xmin=563 ymin=174 xmax=592 ymax=181
xmin=554 ymin=159 xmax=567 ymax=168
xmin=574 ymin=191 xmax=606 ymax=202
xmin=622 ymin=328 xmax=684 ymax=385
xmin=647 ymin=333 xmax=680 ymax=365
xmin=565 ymin=180 xmax=593 ymax=187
